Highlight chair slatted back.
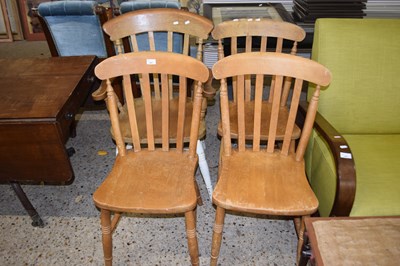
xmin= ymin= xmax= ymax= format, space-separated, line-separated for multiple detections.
xmin=95 ymin=52 xmax=209 ymax=155
xmin=213 ymin=52 xmax=331 ymax=159
xmin=103 ymin=8 xmax=213 ymax=99
xmin=212 ymin=19 xmax=305 ymax=105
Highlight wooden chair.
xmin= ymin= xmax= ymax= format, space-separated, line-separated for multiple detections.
xmin=210 ymin=52 xmax=331 ymax=265
xmin=211 ymin=19 xmax=306 ymax=144
xmin=92 ymin=51 xmax=209 ymax=265
xmin=92 ymin=8 xmax=215 ymax=199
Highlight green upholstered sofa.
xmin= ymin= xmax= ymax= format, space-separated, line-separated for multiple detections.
xmin=302 ymin=18 xmax=400 ymax=217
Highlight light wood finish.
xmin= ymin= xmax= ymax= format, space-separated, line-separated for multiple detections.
xmin=93 ymin=8 xmax=215 ymax=198
xmin=93 ymin=51 xmax=209 ymax=265
xmin=212 ymin=19 xmax=306 ymax=143
xmin=210 ymin=52 xmax=331 ymax=265
xmin=93 ymin=8 xmax=213 ymax=103
xmin=303 ymin=216 xmax=400 ymax=266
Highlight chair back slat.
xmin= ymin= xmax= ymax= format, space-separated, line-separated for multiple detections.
xmin=212 ymin=52 xmax=331 ymax=158
xmin=266 ymin=75 xmax=283 ymax=153
xmin=253 ymin=74 xmax=264 ymax=151
xmin=281 ymin=78 xmax=303 ymax=155
xmin=161 ymin=73 xmax=169 ymax=150
xmin=212 ymin=19 xmax=306 ymax=104
xmin=141 ymin=73 xmax=156 ymax=150
xmin=123 ymin=74 xmax=141 ymax=152
xmin=236 ymin=75 xmax=246 ymax=152
xmin=176 ymin=76 xmax=188 ymax=151
xmin=95 ymin=52 xmax=209 ymax=156
xmin=260 ymin=36 xmax=267 ymax=52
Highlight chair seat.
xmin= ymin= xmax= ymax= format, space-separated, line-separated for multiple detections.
xmin=114 ymin=98 xmax=206 ymax=144
xmin=213 ymin=150 xmax=318 ymax=216
xmin=93 ymin=150 xmax=199 ymax=213
xmin=217 ymin=102 xmax=301 ymax=140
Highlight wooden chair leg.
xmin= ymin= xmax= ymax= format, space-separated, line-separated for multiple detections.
xmin=194 ymin=180 xmax=203 ymax=206
xmin=185 ymin=211 xmax=200 ymax=266
xmin=210 ymin=206 xmax=226 ymax=266
xmin=100 ymin=209 xmax=113 ymax=266
xmin=296 ymin=216 xmax=307 ymax=265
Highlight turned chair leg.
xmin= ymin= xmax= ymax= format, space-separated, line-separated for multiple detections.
xmin=197 ymin=139 xmax=213 ymax=199
xmin=296 ymin=216 xmax=307 ymax=264
xmin=210 ymin=207 xmax=226 ymax=266
xmin=185 ymin=211 xmax=200 ymax=266
xmin=100 ymin=209 xmax=113 ymax=266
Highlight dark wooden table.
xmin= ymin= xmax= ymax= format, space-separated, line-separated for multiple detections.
xmin=301 ymin=216 xmax=400 ymax=266
xmin=0 ymin=56 xmax=99 ymax=226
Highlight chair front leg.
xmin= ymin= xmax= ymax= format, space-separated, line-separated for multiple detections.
xmin=100 ymin=209 xmax=113 ymax=266
xmin=296 ymin=216 xmax=308 ymax=265
xmin=185 ymin=211 xmax=200 ymax=266
xmin=210 ymin=206 xmax=226 ymax=266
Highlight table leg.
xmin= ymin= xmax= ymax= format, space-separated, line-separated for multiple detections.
xmin=10 ymin=182 xmax=45 ymax=228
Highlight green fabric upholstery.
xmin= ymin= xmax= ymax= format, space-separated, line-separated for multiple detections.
xmin=309 ymin=18 xmax=400 ymax=134
xmin=307 ymin=132 xmax=400 ymax=217
xmin=345 ymin=135 xmax=400 ymax=216
xmin=305 ymin=130 xmax=336 ymax=217
xmin=306 ymin=18 xmax=400 ymax=217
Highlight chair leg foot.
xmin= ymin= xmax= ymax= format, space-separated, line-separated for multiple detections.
xmin=210 ymin=207 xmax=226 ymax=266
xmin=196 ymin=140 xmax=213 ymax=199
xmin=101 ymin=209 xmax=113 ymax=266
xmin=296 ymin=216 xmax=307 ymax=264
xmin=185 ymin=211 xmax=200 ymax=266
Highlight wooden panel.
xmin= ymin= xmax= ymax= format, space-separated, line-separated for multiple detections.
xmin=0 ymin=122 xmax=73 ymax=183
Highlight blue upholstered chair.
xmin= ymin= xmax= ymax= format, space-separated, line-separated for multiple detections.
xmin=37 ymin=1 xmax=115 ymax=58
xmin=118 ymin=0 xmax=183 ymax=54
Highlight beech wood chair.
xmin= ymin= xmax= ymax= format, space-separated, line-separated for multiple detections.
xmin=92 ymin=51 xmax=209 ymax=265
xmin=211 ymin=19 xmax=306 ymax=145
xmin=92 ymin=8 xmax=215 ymax=199
xmin=210 ymin=52 xmax=331 ymax=265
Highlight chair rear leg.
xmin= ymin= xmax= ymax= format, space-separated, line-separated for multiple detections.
xmin=185 ymin=211 xmax=200 ymax=266
xmin=100 ymin=209 xmax=113 ymax=266
xmin=210 ymin=206 xmax=226 ymax=266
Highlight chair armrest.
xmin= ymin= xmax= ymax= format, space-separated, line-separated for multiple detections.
xmin=92 ymin=80 xmax=108 ymax=101
xmin=298 ymin=101 xmax=356 ymax=216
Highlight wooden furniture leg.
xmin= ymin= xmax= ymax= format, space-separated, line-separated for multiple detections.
xmin=185 ymin=211 xmax=200 ymax=266
xmin=297 ymin=216 xmax=307 ymax=264
xmin=10 ymin=181 xmax=44 ymax=227
xmin=210 ymin=206 xmax=226 ymax=266
xmin=101 ymin=209 xmax=113 ymax=266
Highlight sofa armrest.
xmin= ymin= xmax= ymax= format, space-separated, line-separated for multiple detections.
xmin=298 ymin=101 xmax=356 ymax=216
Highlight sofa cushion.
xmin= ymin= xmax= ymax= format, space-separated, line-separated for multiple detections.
xmin=307 ymin=132 xmax=400 ymax=217
xmin=309 ymin=19 xmax=400 ymax=134
xmin=344 ymin=134 xmax=400 ymax=216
